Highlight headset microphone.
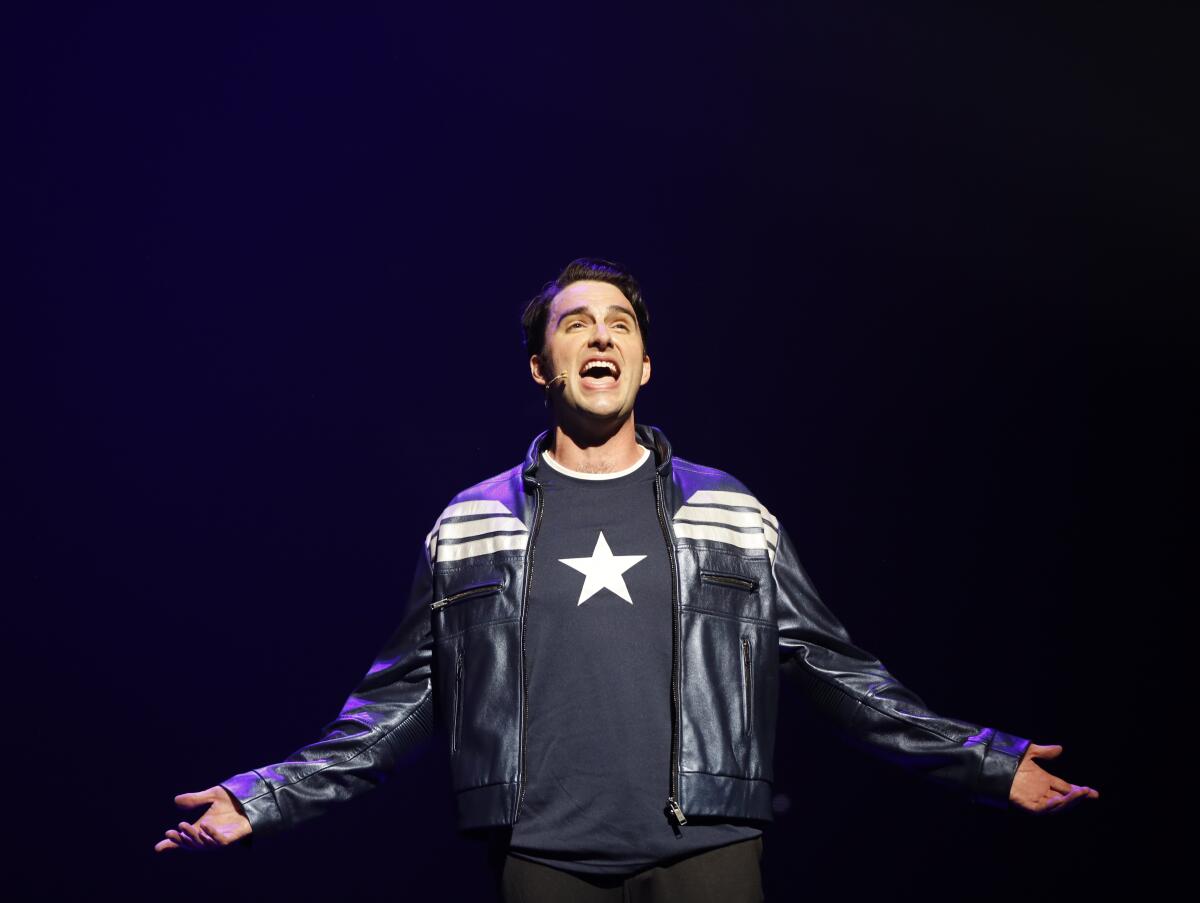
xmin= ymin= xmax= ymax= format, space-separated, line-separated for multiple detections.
xmin=545 ymin=371 xmax=569 ymax=390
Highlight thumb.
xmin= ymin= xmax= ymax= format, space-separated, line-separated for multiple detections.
xmin=1031 ymin=743 xmax=1064 ymax=760
xmin=174 ymin=790 xmax=213 ymax=809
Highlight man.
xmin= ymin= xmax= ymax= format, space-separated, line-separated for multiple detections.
xmin=155 ymin=258 xmax=1098 ymax=900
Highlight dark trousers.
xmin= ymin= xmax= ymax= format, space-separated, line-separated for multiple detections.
xmin=491 ymin=835 xmax=765 ymax=902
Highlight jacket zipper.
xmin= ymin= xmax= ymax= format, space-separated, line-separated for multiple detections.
xmin=513 ymin=482 xmax=545 ymax=823
xmin=654 ymin=475 xmax=687 ymax=827
xmin=699 ymin=571 xmax=757 ymax=592
xmin=741 ymin=637 xmax=752 ymax=736
xmin=430 ymin=581 xmax=504 ymax=611
xmin=452 ymin=645 xmax=464 ymax=754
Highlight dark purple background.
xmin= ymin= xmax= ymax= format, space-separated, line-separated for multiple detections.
xmin=13 ymin=3 xmax=1188 ymax=899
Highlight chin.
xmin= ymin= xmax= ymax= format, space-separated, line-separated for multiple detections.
xmin=585 ymin=406 xmax=632 ymax=423
xmin=564 ymin=401 xmax=613 ymax=418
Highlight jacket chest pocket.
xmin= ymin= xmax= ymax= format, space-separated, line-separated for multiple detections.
xmin=430 ymin=572 xmax=511 ymax=644
xmin=696 ymin=567 xmax=770 ymax=618
xmin=431 ymin=580 xmax=504 ymax=612
xmin=691 ymin=546 xmax=772 ymax=621
xmin=700 ymin=571 xmax=758 ymax=593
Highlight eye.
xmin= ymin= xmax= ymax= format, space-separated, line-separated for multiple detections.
xmin=566 ymin=321 xmax=584 ymax=331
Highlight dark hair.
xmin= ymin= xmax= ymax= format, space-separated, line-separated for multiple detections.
xmin=521 ymin=257 xmax=650 ymax=360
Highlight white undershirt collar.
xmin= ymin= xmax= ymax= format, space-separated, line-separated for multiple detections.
xmin=541 ymin=446 xmax=651 ymax=480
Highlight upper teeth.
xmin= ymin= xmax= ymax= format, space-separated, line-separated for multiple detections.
xmin=585 ymin=361 xmax=617 ymax=373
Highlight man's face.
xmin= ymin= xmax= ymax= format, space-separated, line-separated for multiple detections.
xmin=530 ymin=280 xmax=651 ymax=427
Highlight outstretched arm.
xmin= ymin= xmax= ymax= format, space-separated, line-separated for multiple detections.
xmin=154 ymin=545 xmax=437 ymax=852
xmin=772 ymin=523 xmax=1097 ymax=812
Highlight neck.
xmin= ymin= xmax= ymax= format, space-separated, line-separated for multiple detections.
xmin=545 ymin=416 xmax=644 ymax=474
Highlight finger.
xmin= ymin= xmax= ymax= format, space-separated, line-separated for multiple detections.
xmin=178 ymin=821 xmax=208 ymax=848
xmin=197 ymin=821 xmax=222 ymax=847
xmin=194 ymin=822 xmax=223 ymax=848
xmin=1031 ymin=744 xmax=1063 ymax=760
xmin=1040 ymin=795 xmax=1070 ymax=815
xmin=1048 ymin=786 xmax=1089 ymax=815
xmin=166 ymin=828 xmax=200 ymax=851
xmin=179 ymin=820 xmax=204 ymax=842
xmin=175 ymin=790 xmax=211 ymax=809
xmin=1071 ymin=786 xmax=1096 ymax=803
xmin=1035 ymin=785 xmax=1079 ymax=814
xmin=154 ymin=837 xmax=180 ymax=852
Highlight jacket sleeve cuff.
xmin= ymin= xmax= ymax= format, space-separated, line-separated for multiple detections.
xmin=969 ymin=729 xmax=1031 ymax=809
xmin=220 ymin=769 xmax=284 ymax=841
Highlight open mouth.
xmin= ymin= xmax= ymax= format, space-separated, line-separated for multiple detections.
xmin=579 ymin=358 xmax=620 ymax=388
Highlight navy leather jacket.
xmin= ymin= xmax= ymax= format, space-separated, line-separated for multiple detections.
xmin=221 ymin=424 xmax=1030 ymax=837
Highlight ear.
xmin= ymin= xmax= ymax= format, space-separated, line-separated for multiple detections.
xmin=530 ymin=353 xmax=549 ymax=388
xmin=639 ymin=352 xmax=651 ymax=387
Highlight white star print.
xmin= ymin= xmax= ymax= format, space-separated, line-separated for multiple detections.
xmin=559 ymin=531 xmax=647 ymax=605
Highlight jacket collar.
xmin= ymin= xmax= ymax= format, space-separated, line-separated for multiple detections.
xmin=522 ymin=422 xmax=673 ymax=485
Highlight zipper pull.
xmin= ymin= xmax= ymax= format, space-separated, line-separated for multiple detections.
xmin=666 ymin=797 xmax=687 ymax=826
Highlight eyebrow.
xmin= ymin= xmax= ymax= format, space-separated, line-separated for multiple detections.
xmin=554 ymin=304 xmax=636 ymax=327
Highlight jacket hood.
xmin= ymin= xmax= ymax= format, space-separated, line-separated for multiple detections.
xmin=522 ymin=423 xmax=673 ymax=484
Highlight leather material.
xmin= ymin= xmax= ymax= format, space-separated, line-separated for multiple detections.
xmin=221 ymin=425 xmax=1030 ymax=838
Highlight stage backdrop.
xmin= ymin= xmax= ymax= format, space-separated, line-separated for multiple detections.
xmin=12 ymin=3 xmax=1188 ymax=900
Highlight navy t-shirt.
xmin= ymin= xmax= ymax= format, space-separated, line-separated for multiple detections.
xmin=505 ymin=445 xmax=761 ymax=875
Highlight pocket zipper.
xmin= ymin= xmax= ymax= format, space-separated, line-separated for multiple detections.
xmin=741 ymin=637 xmax=753 ymax=736
xmin=700 ymin=571 xmax=757 ymax=592
xmin=431 ymin=581 xmax=504 ymax=611
xmin=452 ymin=646 xmax=464 ymax=754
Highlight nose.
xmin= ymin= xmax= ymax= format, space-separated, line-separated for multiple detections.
xmin=590 ymin=322 xmax=613 ymax=348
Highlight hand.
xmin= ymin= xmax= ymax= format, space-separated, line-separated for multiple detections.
xmin=1008 ymin=743 xmax=1099 ymax=815
xmin=154 ymin=785 xmax=252 ymax=852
